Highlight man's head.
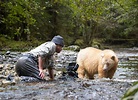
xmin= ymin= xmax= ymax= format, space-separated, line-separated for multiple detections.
xmin=52 ymin=35 xmax=64 ymax=53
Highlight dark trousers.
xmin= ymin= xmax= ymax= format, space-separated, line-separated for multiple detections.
xmin=15 ymin=54 xmax=43 ymax=80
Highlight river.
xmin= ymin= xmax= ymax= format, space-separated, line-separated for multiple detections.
xmin=0 ymin=47 xmax=138 ymax=100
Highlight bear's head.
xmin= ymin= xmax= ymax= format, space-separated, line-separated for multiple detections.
xmin=101 ymin=50 xmax=118 ymax=72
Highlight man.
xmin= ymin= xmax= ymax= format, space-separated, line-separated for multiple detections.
xmin=15 ymin=35 xmax=64 ymax=81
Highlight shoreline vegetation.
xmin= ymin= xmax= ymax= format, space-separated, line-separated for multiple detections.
xmin=0 ymin=0 xmax=137 ymax=52
xmin=0 ymin=37 xmax=137 ymax=52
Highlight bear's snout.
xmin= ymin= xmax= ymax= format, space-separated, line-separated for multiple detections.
xmin=103 ymin=63 xmax=109 ymax=71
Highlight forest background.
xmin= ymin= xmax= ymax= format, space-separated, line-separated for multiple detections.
xmin=0 ymin=0 xmax=137 ymax=51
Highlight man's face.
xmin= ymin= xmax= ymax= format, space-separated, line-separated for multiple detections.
xmin=56 ymin=45 xmax=63 ymax=53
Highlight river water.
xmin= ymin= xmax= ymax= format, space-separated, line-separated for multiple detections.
xmin=0 ymin=47 xmax=138 ymax=100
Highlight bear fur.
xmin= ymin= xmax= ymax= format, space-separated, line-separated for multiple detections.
xmin=76 ymin=47 xmax=118 ymax=79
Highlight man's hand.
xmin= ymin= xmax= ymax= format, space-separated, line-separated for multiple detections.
xmin=39 ymin=69 xmax=45 ymax=79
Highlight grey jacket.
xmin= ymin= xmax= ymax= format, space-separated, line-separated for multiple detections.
xmin=29 ymin=41 xmax=56 ymax=68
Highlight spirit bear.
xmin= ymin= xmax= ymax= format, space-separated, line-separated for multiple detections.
xmin=76 ymin=47 xmax=118 ymax=79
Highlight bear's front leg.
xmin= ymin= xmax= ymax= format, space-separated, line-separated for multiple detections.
xmin=77 ymin=66 xmax=85 ymax=79
xmin=107 ymin=66 xmax=117 ymax=79
xmin=98 ymin=72 xmax=108 ymax=78
xmin=85 ymin=71 xmax=94 ymax=79
xmin=98 ymin=66 xmax=108 ymax=78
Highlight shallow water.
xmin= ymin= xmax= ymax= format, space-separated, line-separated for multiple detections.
xmin=0 ymin=47 xmax=138 ymax=100
xmin=114 ymin=47 xmax=138 ymax=82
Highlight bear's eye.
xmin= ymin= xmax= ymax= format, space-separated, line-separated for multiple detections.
xmin=111 ymin=56 xmax=115 ymax=60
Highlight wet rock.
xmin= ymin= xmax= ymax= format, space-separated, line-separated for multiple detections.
xmin=0 ymin=64 xmax=3 ymax=71
xmin=0 ymin=87 xmax=5 ymax=92
xmin=7 ymin=74 xmax=14 ymax=81
xmin=13 ymin=76 xmax=21 ymax=82
xmin=6 ymin=51 xmax=10 ymax=55
xmin=2 ymin=80 xmax=16 ymax=87
xmin=82 ymin=82 xmax=91 ymax=87
xmin=56 ymin=50 xmax=77 ymax=68
xmin=0 ymin=81 xmax=2 ymax=87
xmin=0 ymin=75 xmax=7 ymax=79
xmin=20 ymin=76 xmax=41 ymax=83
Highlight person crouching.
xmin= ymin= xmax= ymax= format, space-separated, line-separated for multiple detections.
xmin=15 ymin=35 xmax=64 ymax=81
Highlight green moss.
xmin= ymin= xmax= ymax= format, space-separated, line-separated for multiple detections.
xmin=0 ymin=36 xmax=43 ymax=51
xmin=74 ymin=39 xmax=84 ymax=46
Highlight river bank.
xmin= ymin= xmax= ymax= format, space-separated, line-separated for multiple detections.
xmin=0 ymin=47 xmax=138 ymax=100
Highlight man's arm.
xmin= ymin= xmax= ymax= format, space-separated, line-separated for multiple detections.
xmin=48 ymin=67 xmax=54 ymax=80
xmin=38 ymin=56 xmax=45 ymax=79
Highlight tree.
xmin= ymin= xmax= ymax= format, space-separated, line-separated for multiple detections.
xmin=0 ymin=0 xmax=137 ymax=47
xmin=0 ymin=0 xmax=40 ymax=40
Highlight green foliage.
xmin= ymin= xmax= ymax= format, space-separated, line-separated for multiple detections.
xmin=122 ymin=82 xmax=138 ymax=100
xmin=63 ymin=45 xmax=80 ymax=51
xmin=1 ymin=0 xmax=41 ymax=40
xmin=74 ymin=39 xmax=84 ymax=46
xmin=0 ymin=35 xmax=7 ymax=49
xmin=0 ymin=0 xmax=137 ymax=48
xmin=0 ymin=34 xmax=43 ymax=51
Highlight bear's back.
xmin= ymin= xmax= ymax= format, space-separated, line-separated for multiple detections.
xmin=76 ymin=47 xmax=102 ymax=67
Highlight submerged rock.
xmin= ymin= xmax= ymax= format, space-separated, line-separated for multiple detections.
xmin=2 ymin=80 xmax=16 ymax=87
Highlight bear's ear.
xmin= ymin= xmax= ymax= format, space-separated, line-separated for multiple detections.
xmin=111 ymin=56 xmax=115 ymax=60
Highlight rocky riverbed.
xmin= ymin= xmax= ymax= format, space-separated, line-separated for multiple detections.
xmin=0 ymin=47 xmax=138 ymax=100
